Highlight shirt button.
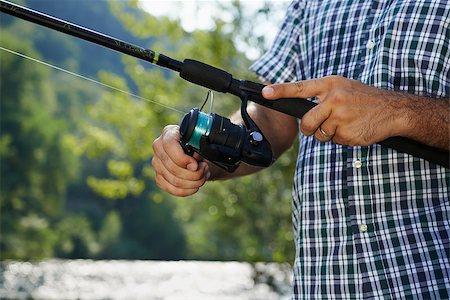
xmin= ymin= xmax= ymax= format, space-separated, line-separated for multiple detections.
xmin=359 ymin=224 xmax=368 ymax=233
xmin=366 ymin=40 xmax=375 ymax=50
xmin=352 ymin=159 xmax=362 ymax=169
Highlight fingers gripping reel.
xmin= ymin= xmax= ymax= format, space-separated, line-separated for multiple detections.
xmin=179 ymin=91 xmax=273 ymax=172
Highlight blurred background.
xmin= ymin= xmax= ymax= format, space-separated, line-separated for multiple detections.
xmin=0 ymin=0 xmax=297 ymax=298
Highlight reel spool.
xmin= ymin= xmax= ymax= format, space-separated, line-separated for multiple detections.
xmin=179 ymin=92 xmax=273 ymax=172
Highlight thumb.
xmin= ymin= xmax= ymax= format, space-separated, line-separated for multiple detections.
xmin=185 ymin=153 xmax=205 ymax=171
xmin=262 ymin=85 xmax=277 ymax=100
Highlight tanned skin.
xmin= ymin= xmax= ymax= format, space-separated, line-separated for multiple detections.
xmin=152 ymin=76 xmax=450 ymax=197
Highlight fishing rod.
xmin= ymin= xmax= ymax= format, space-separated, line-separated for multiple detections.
xmin=1 ymin=0 xmax=448 ymax=169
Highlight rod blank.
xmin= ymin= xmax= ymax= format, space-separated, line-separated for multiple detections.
xmin=0 ymin=0 xmax=183 ymax=72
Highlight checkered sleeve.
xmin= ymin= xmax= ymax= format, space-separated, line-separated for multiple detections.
xmin=250 ymin=0 xmax=306 ymax=84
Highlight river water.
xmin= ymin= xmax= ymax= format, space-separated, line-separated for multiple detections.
xmin=0 ymin=260 xmax=293 ymax=299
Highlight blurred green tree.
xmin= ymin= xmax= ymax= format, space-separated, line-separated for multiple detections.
xmin=88 ymin=0 xmax=297 ymax=263
xmin=1 ymin=0 xmax=295 ymax=263
xmin=0 ymin=31 xmax=79 ymax=259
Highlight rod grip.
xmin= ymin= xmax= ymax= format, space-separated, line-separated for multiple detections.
xmin=379 ymin=137 xmax=449 ymax=168
xmin=240 ymin=80 xmax=316 ymax=118
xmin=180 ymin=59 xmax=232 ymax=92
xmin=241 ymin=80 xmax=449 ymax=168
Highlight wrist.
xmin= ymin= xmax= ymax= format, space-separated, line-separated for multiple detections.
xmin=385 ymin=92 xmax=417 ymax=138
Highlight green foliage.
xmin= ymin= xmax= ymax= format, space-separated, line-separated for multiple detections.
xmin=0 ymin=31 xmax=78 ymax=259
xmin=98 ymin=211 xmax=122 ymax=247
xmin=54 ymin=215 xmax=100 ymax=258
xmin=1 ymin=213 xmax=58 ymax=259
xmin=1 ymin=0 xmax=295 ymax=263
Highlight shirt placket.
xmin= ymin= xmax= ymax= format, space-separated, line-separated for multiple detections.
xmin=355 ymin=0 xmax=386 ymax=80
xmin=347 ymin=5 xmax=392 ymax=299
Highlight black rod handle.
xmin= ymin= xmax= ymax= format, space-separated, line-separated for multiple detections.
xmin=240 ymin=80 xmax=316 ymax=118
xmin=239 ymin=81 xmax=450 ymax=168
xmin=379 ymin=137 xmax=449 ymax=167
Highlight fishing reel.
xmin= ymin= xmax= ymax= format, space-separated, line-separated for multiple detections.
xmin=179 ymin=91 xmax=273 ymax=172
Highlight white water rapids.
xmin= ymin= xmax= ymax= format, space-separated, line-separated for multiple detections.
xmin=0 ymin=260 xmax=293 ymax=299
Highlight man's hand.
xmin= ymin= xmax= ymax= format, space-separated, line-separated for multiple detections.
xmin=152 ymin=102 xmax=299 ymax=197
xmin=262 ymin=76 xmax=449 ymax=149
xmin=152 ymin=125 xmax=210 ymax=197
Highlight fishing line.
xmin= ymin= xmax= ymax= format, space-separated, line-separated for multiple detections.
xmin=0 ymin=46 xmax=187 ymax=114
xmin=1 ymin=0 xmax=448 ymax=167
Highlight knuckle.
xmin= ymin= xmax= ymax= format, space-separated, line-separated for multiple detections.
xmin=162 ymin=137 xmax=178 ymax=152
xmin=156 ymin=173 xmax=198 ymax=197
xmin=171 ymin=176 xmax=185 ymax=188
xmin=152 ymin=137 xmax=161 ymax=153
xmin=161 ymin=126 xmax=180 ymax=146
xmin=359 ymin=141 xmax=371 ymax=147
xmin=162 ymin=145 xmax=185 ymax=168
xmin=328 ymin=89 xmax=345 ymax=104
xmin=155 ymin=174 xmax=165 ymax=189
xmin=163 ymin=124 xmax=177 ymax=134
xmin=301 ymin=123 xmax=315 ymax=136
xmin=327 ymin=75 xmax=344 ymax=85
xmin=151 ymin=157 xmax=158 ymax=170
xmin=336 ymin=135 xmax=353 ymax=146
xmin=316 ymin=108 xmax=329 ymax=121
xmin=165 ymin=158 xmax=182 ymax=174
xmin=294 ymin=81 xmax=305 ymax=95
xmin=174 ymin=154 xmax=190 ymax=168
xmin=301 ymin=112 xmax=321 ymax=135
xmin=348 ymin=78 xmax=361 ymax=89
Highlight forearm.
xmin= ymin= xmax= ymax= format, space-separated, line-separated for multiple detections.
xmin=394 ymin=93 xmax=449 ymax=150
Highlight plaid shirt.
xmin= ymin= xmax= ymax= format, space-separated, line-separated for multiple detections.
xmin=251 ymin=0 xmax=450 ymax=299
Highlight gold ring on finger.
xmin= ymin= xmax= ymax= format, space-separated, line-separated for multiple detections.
xmin=319 ymin=127 xmax=332 ymax=138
